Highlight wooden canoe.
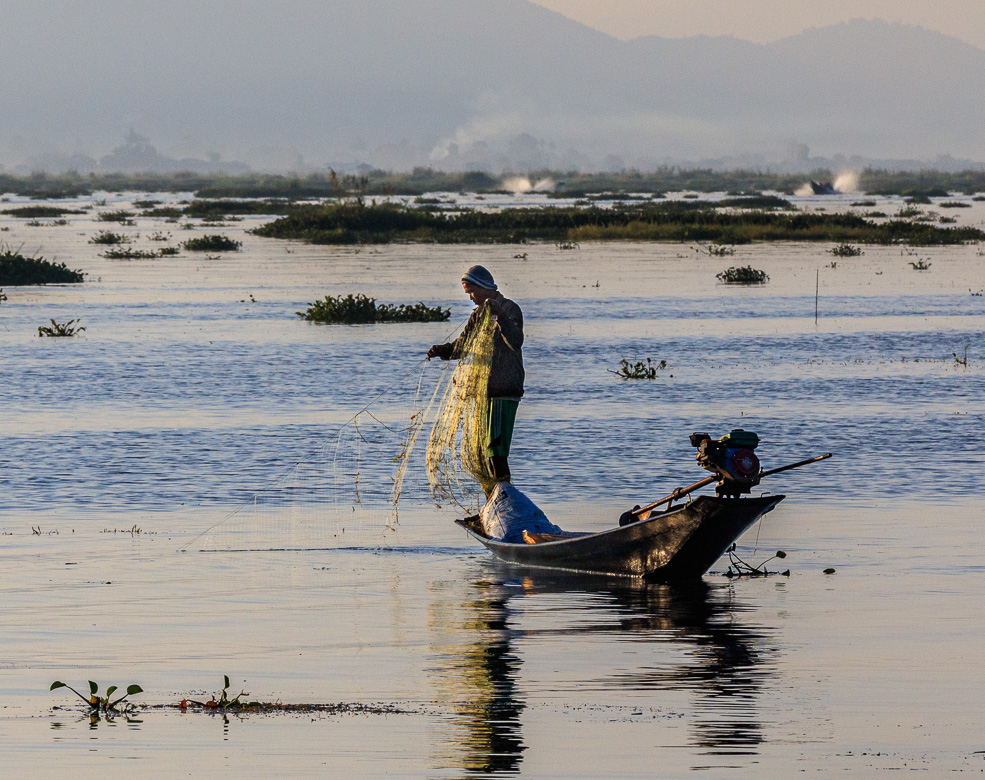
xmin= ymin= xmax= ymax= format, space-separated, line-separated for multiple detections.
xmin=455 ymin=494 xmax=785 ymax=582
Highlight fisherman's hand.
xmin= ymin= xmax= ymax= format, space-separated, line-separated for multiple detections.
xmin=484 ymin=297 xmax=501 ymax=315
xmin=427 ymin=344 xmax=442 ymax=360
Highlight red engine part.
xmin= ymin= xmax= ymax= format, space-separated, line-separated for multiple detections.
xmin=726 ymin=448 xmax=760 ymax=480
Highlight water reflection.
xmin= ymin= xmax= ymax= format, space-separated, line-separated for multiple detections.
xmin=560 ymin=577 xmax=769 ymax=753
xmin=430 ymin=577 xmax=526 ymax=774
xmin=431 ymin=569 xmax=775 ymax=773
xmin=49 ymin=711 xmax=144 ymax=731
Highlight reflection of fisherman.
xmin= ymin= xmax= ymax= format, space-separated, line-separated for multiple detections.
xmin=427 ymin=265 xmax=524 ymax=484
xmin=427 ymin=575 xmax=526 ymax=773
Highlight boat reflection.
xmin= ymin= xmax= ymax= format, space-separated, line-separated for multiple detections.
xmin=581 ymin=575 xmax=770 ymax=754
xmin=429 ymin=566 xmax=775 ymax=773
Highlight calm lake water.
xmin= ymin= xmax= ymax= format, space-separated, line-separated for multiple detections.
xmin=1 ymin=192 xmax=984 ymax=777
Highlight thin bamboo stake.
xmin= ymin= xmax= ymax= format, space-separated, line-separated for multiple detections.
xmin=815 ymin=268 xmax=819 ymax=324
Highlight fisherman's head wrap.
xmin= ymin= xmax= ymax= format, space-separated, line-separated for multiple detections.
xmin=462 ymin=265 xmax=497 ymax=290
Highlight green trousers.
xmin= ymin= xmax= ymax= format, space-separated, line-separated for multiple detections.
xmin=485 ymin=399 xmax=519 ymax=458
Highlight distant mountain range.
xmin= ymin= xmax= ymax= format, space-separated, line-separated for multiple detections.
xmin=2 ymin=0 xmax=983 ymax=172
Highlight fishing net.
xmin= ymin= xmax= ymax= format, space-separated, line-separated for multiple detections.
xmin=184 ymin=312 xmax=496 ymax=552
xmin=425 ymin=309 xmax=496 ymax=505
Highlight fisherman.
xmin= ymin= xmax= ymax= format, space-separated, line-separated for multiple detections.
xmin=427 ymin=265 xmax=524 ymax=485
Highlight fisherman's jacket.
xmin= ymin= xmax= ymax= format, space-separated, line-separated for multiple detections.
xmin=431 ymin=292 xmax=525 ymax=398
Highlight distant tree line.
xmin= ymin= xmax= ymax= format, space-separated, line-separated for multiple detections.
xmin=2 ymin=167 xmax=985 ymax=200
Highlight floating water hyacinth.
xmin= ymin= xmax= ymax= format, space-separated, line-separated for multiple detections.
xmin=716 ymin=265 xmax=769 ymax=284
xmin=50 ymin=680 xmax=143 ymax=712
xmin=182 ymin=234 xmax=242 ymax=251
xmin=609 ymin=358 xmax=668 ymax=380
xmin=298 ymin=293 xmax=450 ymax=324
xmin=0 ymin=245 xmax=83 ymax=285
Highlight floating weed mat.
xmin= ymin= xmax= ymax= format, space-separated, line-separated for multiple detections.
xmin=146 ymin=676 xmax=414 ymax=716
xmin=183 ymin=314 xmax=495 ymax=552
xmin=154 ymin=701 xmax=411 ymax=716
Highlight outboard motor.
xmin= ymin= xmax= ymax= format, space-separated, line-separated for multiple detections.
xmin=690 ymin=429 xmax=762 ymax=497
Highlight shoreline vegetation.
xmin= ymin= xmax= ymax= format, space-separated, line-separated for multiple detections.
xmin=2 ymin=169 xmax=985 ymax=200
xmin=254 ymin=201 xmax=985 ymax=246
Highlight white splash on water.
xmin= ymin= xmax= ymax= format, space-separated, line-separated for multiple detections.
xmin=502 ymin=176 xmax=531 ymax=193
xmin=502 ymin=176 xmax=555 ymax=193
xmin=795 ymin=170 xmax=860 ymax=196
xmin=833 ymin=171 xmax=860 ymax=192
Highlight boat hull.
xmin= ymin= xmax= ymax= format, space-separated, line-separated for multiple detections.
xmin=455 ymin=495 xmax=785 ymax=582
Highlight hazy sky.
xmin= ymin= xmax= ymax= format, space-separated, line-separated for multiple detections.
xmin=531 ymin=0 xmax=985 ymax=50
xmin=3 ymin=0 xmax=983 ymax=170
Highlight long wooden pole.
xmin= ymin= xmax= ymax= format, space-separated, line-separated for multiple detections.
xmin=760 ymin=452 xmax=832 ymax=478
xmin=630 ymin=452 xmax=833 ymax=522
xmin=631 ymin=476 xmax=716 ymax=521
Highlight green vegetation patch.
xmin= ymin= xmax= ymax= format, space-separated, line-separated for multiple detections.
xmin=0 ymin=246 xmax=84 ymax=285
xmin=698 ymin=244 xmax=735 ymax=256
xmin=182 ymin=234 xmax=242 ymax=251
xmin=717 ymin=266 xmax=770 ymax=284
xmin=101 ymin=247 xmax=176 ymax=259
xmin=89 ymin=230 xmax=131 ymax=245
xmin=50 ymin=674 xmax=408 ymax=719
xmin=830 ymin=243 xmax=864 ymax=257
xmin=51 ymin=680 xmax=141 ymax=712
xmin=165 ymin=676 xmax=410 ymax=716
xmin=298 ymin=293 xmax=451 ymax=324
xmin=183 ymin=199 xmax=299 ymax=218
xmin=609 ymin=358 xmax=669 ymax=380
xmin=141 ymin=206 xmax=183 ymax=218
xmin=38 ymin=318 xmax=85 ymax=337
xmin=255 ymin=201 xmax=985 ymax=246
xmin=715 ymin=195 xmax=794 ymax=210
xmin=3 ymin=206 xmax=85 ymax=218
xmin=98 ymin=210 xmax=136 ymax=224
xmin=902 ymin=188 xmax=949 ymax=199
